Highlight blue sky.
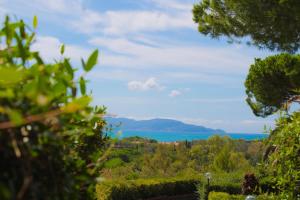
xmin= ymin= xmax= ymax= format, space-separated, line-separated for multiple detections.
xmin=1 ymin=0 xmax=277 ymax=133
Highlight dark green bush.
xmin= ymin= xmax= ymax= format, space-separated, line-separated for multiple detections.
xmin=0 ymin=16 xmax=106 ymax=199
xmin=96 ymin=178 xmax=199 ymax=200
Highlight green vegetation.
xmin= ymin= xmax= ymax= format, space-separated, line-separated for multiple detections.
xmin=0 ymin=17 xmax=107 ymax=199
xmin=208 ymin=192 xmax=278 ymax=200
xmin=2 ymin=0 xmax=300 ymax=198
xmin=263 ymin=113 xmax=300 ymax=198
xmin=100 ymin=136 xmax=263 ymax=180
xmin=245 ymin=53 xmax=300 ymax=117
xmin=193 ymin=1 xmax=300 ymax=199
xmin=96 ymin=177 xmax=199 ymax=200
xmin=192 ymin=0 xmax=300 ymax=53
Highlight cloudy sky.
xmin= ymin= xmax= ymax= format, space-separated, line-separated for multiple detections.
xmin=1 ymin=0 xmax=277 ymax=133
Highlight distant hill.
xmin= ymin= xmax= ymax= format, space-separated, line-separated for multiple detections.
xmin=105 ymin=117 xmax=225 ymax=134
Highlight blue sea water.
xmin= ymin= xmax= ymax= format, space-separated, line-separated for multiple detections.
xmin=111 ymin=130 xmax=268 ymax=142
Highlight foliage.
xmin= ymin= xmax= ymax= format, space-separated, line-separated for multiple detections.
xmin=264 ymin=112 xmax=300 ymax=199
xmin=245 ymin=53 xmax=300 ymax=117
xmin=96 ymin=178 xmax=199 ymax=200
xmin=101 ymin=136 xmax=261 ymax=180
xmin=213 ymin=145 xmax=251 ymax=172
xmin=242 ymin=173 xmax=259 ymax=195
xmin=0 ymin=16 xmax=107 ymax=199
xmin=208 ymin=192 xmax=278 ymax=200
xmin=197 ymin=172 xmax=243 ymax=200
xmin=192 ymin=0 xmax=300 ymax=53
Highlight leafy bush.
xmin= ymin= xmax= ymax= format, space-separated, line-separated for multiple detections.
xmin=96 ymin=178 xmax=199 ymax=200
xmin=264 ymin=112 xmax=300 ymax=199
xmin=208 ymin=192 xmax=244 ymax=200
xmin=242 ymin=173 xmax=259 ymax=195
xmin=208 ymin=192 xmax=278 ymax=200
xmin=197 ymin=172 xmax=242 ymax=200
xmin=0 ymin=16 xmax=106 ymax=199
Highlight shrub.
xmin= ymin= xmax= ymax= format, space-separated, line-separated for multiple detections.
xmin=242 ymin=173 xmax=259 ymax=195
xmin=208 ymin=192 xmax=244 ymax=200
xmin=208 ymin=192 xmax=279 ymax=200
xmin=0 ymin=16 xmax=106 ymax=199
xmin=197 ymin=172 xmax=242 ymax=200
xmin=96 ymin=178 xmax=199 ymax=200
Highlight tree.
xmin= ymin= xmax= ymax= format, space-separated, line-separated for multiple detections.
xmin=193 ymin=0 xmax=300 ymax=53
xmin=213 ymin=144 xmax=250 ymax=172
xmin=245 ymin=53 xmax=300 ymax=117
xmin=0 ymin=16 xmax=107 ymax=199
xmin=264 ymin=112 xmax=300 ymax=199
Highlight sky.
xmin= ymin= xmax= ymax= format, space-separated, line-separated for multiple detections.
xmin=1 ymin=0 xmax=278 ymax=133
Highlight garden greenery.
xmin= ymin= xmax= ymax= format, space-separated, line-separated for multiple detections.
xmin=0 ymin=16 xmax=107 ymax=199
xmin=96 ymin=178 xmax=199 ymax=200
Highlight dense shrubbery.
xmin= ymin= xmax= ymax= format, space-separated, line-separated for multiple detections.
xmin=263 ymin=112 xmax=300 ymax=199
xmin=208 ymin=192 xmax=278 ymax=200
xmin=0 ymin=17 xmax=107 ymax=199
xmin=96 ymin=178 xmax=199 ymax=200
xmin=197 ymin=172 xmax=242 ymax=200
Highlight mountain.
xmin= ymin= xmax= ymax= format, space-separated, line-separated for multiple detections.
xmin=105 ymin=117 xmax=225 ymax=134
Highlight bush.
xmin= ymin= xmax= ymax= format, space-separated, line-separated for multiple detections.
xmin=197 ymin=172 xmax=242 ymax=200
xmin=208 ymin=192 xmax=279 ymax=200
xmin=96 ymin=178 xmax=199 ymax=200
xmin=208 ymin=192 xmax=244 ymax=200
xmin=0 ymin=16 xmax=106 ymax=199
xmin=242 ymin=173 xmax=259 ymax=195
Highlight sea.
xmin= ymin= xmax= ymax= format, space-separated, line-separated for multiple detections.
xmin=111 ymin=130 xmax=268 ymax=142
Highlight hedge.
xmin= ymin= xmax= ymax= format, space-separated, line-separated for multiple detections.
xmin=96 ymin=178 xmax=200 ymax=200
xmin=197 ymin=173 xmax=278 ymax=200
xmin=208 ymin=192 xmax=278 ymax=200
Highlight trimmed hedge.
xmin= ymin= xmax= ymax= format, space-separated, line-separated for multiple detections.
xmin=96 ymin=178 xmax=199 ymax=200
xmin=197 ymin=173 xmax=278 ymax=200
xmin=208 ymin=192 xmax=278 ymax=200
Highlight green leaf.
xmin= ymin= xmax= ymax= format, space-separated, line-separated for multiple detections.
xmin=84 ymin=49 xmax=98 ymax=72
xmin=62 ymin=96 xmax=92 ymax=113
xmin=64 ymin=59 xmax=74 ymax=78
xmin=79 ymin=76 xmax=86 ymax=95
xmin=33 ymin=16 xmax=38 ymax=29
xmin=0 ymin=67 xmax=25 ymax=85
xmin=8 ymin=110 xmax=24 ymax=126
xmin=60 ymin=44 xmax=65 ymax=55
xmin=81 ymin=58 xmax=86 ymax=70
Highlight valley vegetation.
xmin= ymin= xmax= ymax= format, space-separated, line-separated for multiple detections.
xmin=0 ymin=0 xmax=300 ymax=199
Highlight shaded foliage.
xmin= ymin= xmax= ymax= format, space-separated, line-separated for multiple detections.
xmin=193 ymin=0 xmax=300 ymax=53
xmin=0 ymin=16 xmax=107 ymax=199
xmin=245 ymin=53 xmax=300 ymax=117
xmin=263 ymin=112 xmax=300 ymax=199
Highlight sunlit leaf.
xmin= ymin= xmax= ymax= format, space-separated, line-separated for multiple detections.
xmin=60 ymin=44 xmax=65 ymax=55
xmin=0 ymin=67 xmax=24 ymax=85
xmin=61 ymin=96 xmax=92 ymax=113
xmin=84 ymin=49 xmax=98 ymax=72
xmin=33 ymin=16 xmax=38 ymax=29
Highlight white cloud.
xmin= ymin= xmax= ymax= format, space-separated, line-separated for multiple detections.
xmin=31 ymin=36 xmax=91 ymax=63
xmin=128 ymin=77 xmax=164 ymax=91
xmin=169 ymin=90 xmax=182 ymax=97
xmin=150 ymin=0 xmax=193 ymax=11
xmin=186 ymin=97 xmax=245 ymax=103
xmin=103 ymin=11 xmax=194 ymax=35
xmin=89 ymin=37 xmax=253 ymax=74
xmin=3 ymin=0 xmax=195 ymax=35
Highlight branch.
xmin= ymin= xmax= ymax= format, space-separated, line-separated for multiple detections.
xmin=0 ymin=109 xmax=62 ymax=130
